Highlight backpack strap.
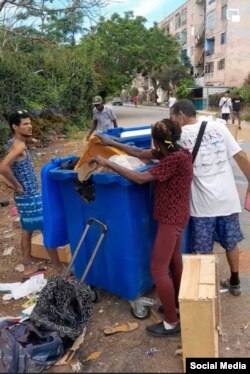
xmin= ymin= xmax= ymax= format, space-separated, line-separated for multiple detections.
xmin=192 ymin=121 xmax=207 ymax=163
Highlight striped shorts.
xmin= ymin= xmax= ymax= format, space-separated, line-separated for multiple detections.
xmin=14 ymin=193 xmax=43 ymax=232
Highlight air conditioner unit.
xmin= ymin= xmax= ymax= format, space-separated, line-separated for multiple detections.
xmin=226 ymin=9 xmax=240 ymax=22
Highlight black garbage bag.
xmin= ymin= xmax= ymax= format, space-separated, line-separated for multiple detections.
xmin=30 ymin=276 xmax=93 ymax=340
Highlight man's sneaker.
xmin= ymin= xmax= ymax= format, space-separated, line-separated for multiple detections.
xmin=220 ymin=279 xmax=241 ymax=296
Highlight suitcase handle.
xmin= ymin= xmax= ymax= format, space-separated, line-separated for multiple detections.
xmin=64 ymin=218 xmax=107 ymax=281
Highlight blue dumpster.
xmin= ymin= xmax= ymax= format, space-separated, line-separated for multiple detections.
xmin=46 ymin=162 xmax=157 ymax=301
xmin=103 ymin=125 xmax=152 ymax=148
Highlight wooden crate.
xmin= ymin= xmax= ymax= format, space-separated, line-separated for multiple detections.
xmin=31 ymin=233 xmax=71 ymax=264
xmin=179 ymin=254 xmax=219 ymax=372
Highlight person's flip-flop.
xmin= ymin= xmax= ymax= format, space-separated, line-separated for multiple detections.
xmin=22 ymin=265 xmax=47 ymax=281
xmin=103 ymin=322 xmax=139 ymax=336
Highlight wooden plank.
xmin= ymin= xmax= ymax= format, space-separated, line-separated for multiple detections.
xmin=199 ymin=257 xmax=216 ymax=285
xmin=179 ymin=255 xmax=200 ymax=301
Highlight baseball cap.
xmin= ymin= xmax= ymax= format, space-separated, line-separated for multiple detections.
xmin=92 ymin=96 xmax=103 ymax=105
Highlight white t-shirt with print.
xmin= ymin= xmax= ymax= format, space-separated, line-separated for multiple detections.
xmin=179 ymin=120 xmax=241 ymax=217
xmin=219 ymin=96 xmax=232 ymax=114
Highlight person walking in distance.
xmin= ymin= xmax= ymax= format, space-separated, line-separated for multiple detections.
xmin=170 ymin=99 xmax=250 ymax=296
xmin=87 ymin=96 xmax=117 ymax=140
xmin=232 ymin=93 xmax=243 ymax=130
xmin=219 ymin=91 xmax=232 ymax=125
xmin=132 ymin=96 xmax=138 ymax=108
xmin=0 ymin=110 xmax=65 ymax=279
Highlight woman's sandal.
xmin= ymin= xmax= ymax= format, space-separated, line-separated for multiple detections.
xmin=103 ymin=321 xmax=139 ymax=336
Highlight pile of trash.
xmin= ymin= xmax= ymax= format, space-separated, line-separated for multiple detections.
xmin=0 ymin=275 xmax=93 ymax=373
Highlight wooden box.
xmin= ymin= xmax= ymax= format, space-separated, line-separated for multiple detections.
xmin=31 ymin=233 xmax=71 ymax=264
xmin=179 ymin=254 xmax=219 ymax=371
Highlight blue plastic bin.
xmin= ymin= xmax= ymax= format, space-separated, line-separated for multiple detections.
xmin=49 ymin=163 xmax=157 ymax=301
xmin=103 ymin=125 xmax=151 ymax=148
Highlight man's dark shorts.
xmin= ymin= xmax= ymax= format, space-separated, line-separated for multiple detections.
xmin=221 ymin=113 xmax=230 ymax=121
xmin=188 ymin=213 xmax=244 ymax=253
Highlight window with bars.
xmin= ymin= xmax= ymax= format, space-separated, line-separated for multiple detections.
xmin=217 ymin=59 xmax=225 ymax=70
xmin=221 ymin=32 xmax=226 ymax=44
xmin=206 ymin=10 xmax=216 ymax=31
xmin=205 ymin=62 xmax=214 ymax=73
xmin=175 ymin=13 xmax=181 ymax=29
xmin=208 ymin=0 xmax=216 ymax=5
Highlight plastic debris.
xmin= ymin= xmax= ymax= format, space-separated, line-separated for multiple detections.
xmin=9 ymin=207 xmax=19 ymax=217
xmin=241 ymin=322 xmax=250 ymax=331
xmin=98 ymin=308 xmax=104 ymax=314
xmin=2 ymin=274 xmax=47 ymax=300
xmin=3 ymin=232 xmax=14 ymax=239
xmin=15 ymin=264 xmax=24 ymax=272
xmin=3 ymin=246 xmax=14 ymax=256
xmin=71 ymin=361 xmax=82 ymax=372
xmin=55 ymin=328 xmax=86 ymax=366
xmin=85 ymin=351 xmax=101 ymax=362
xmin=146 ymin=347 xmax=159 ymax=356
xmin=0 ymin=282 xmax=22 ymax=293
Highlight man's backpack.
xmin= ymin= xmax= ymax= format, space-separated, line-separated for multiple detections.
xmin=0 ymin=321 xmax=64 ymax=373
xmin=30 ymin=276 xmax=93 ymax=340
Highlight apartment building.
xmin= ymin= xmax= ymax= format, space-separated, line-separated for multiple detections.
xmin=159 ymin=0 xmax=250 ymax=89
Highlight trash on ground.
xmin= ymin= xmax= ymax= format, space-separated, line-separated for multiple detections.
xmin=241 ymin=322 xmax=250 ymax=331
xmin=9 ymin=206 xmax=19 ymax=217
xmin=19 ymin=304 xmax=36 ymax=320
xmin=219 ymin=288 xmax=229 ymax=293
xmin=0 ymin=282 xmax=22 ymax=293
xmin=103 ymin=321 xmax=139 ymax=336
xmin=3 ymin=232 xmax=14 ymax=239
xmin=146 ymin=347 xmax=159 ymax=356
xmin=3 ymin=246 xmax=14 ymax=256
xmin=2 ymin=274 xmax=47 ymax=300
xmin=98 ymin=308 xmax=104 ymax=314
xmin=71 ymin=361 xmax=82 ymax=372
xmin=174 ymin=348 xmax=182 ymax=356
xmin=55 ymin=327 xmax=87 ymax=366
xmin=15 ymin=264 xmax=24 ymax=272
xmin=85 ymin=351 xmax=101 ymax=362
xmin=22 ymin=295 xmax=39 ymax=309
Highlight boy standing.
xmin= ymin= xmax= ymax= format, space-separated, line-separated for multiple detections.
xmin=0 ymin=111 xmax=64 ymax=279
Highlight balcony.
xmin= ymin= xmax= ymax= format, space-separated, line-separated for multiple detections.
xmin=194 ymin=47 xmax=204 ymax=66
xmin=195 ymin=22 xmax=205 ymax=47
xmin=196 ymin=0 xmax=205 ymax=4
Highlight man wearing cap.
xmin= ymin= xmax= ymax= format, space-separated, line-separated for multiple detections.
xmin=87 ymin=96 xmax=118 ymax=140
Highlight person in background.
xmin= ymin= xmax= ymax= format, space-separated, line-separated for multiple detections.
xmin=168 ymin=93 xmax=177 ymax=109
xmin=170 ymin=99 xmax=250 ymax=296
xmin=0 ymin=110 xmax=65 ymax=279
xmin=232 ymin=93 xmax=243 ymax=130
xmin=87 ymin=96 xmax=117 ymax=140
xmin=219 ymin=91 xmax=232 ymax=124
xmin=91 ymin=119 xmax=193 ymax=338
xmin=132 ymin=96 xmax=138 ymax=108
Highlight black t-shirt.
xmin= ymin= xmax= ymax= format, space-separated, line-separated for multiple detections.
xmin=232 ymin=97 xmax=242 ymax=112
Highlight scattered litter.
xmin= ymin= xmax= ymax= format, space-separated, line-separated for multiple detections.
xmin=175 ymin=348 xmax=182 ymax=356
xmin=9 ymin=207 xmax=19 ymax=217
xmin=22 ymin=295 xmax=38 ymax=309
xmin=0 ymin=282 xmax=22 ymax=293
xmin=225 ymin=347 xmax=230 ymax=351
xmin=3 ymin=246 xmax=14 ymax=256
xmin=3 ymin=232 xmax=14 ymax=239
xmin=219 ymin=288 xmax=229 ymax=294
xmin=241 ymin=322 xmax=250 ymax=331
xmin=55 ymin=328 xmax=86 ymax=366
xmin=98 ymin=308 xmax=104 ymax=314
xmin=85 ymin=351 xmax=101 ymax=362
xmin=15 ymin=264 xmax=24 ymax=272
xmin=14 ymin=217 xmax=20 ymax=222
xmin=103 ymin=321 xmax=139 ymax=335
xmin=3 ymin=274 xmax=47 ymax=300
xmin=146 ymin=347 xmax=159 ymax=356
xmin=71 ymin=361 xmax=82 ymax=372
xmin=19 ymin=304 xmax=36 ymax=320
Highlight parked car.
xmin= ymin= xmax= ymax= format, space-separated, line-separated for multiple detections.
xmin=111 ymin=97 xmax=123 ymax=106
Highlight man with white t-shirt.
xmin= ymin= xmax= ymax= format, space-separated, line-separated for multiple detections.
xmin=219 ymin=91 xmax=232 ymax=124
xmin=171 ymin=99 xmax=250 ymax=296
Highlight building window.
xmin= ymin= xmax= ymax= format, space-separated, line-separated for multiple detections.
xmin=217 ymin=59 xmax=225 ymax=70
xmin=181 ymin=29 xmax=187 ymax=44
xmin=206 ymin=10 xmax=215 ymax=31
xmin=205 ymin=62 xmax=214 ymax=73
xmin=208 ymin=0 xmax=216 ymax=5
xmin=181 ymin=10 xmax=187 ymax=26
xmin=175 ymin=32 xmax=181 ymax=42
xmin=175 ymin=13 xmax=181 ymax=29
xmin=221 ymin=5 xmax=227 ymax=19
xmin=164 ymin=23 xmax=170 ymax=35
xmin=221 ymin=32 xmax=226 ymax=44
xmin=205 ymin=38 xmax=215 ymax=55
